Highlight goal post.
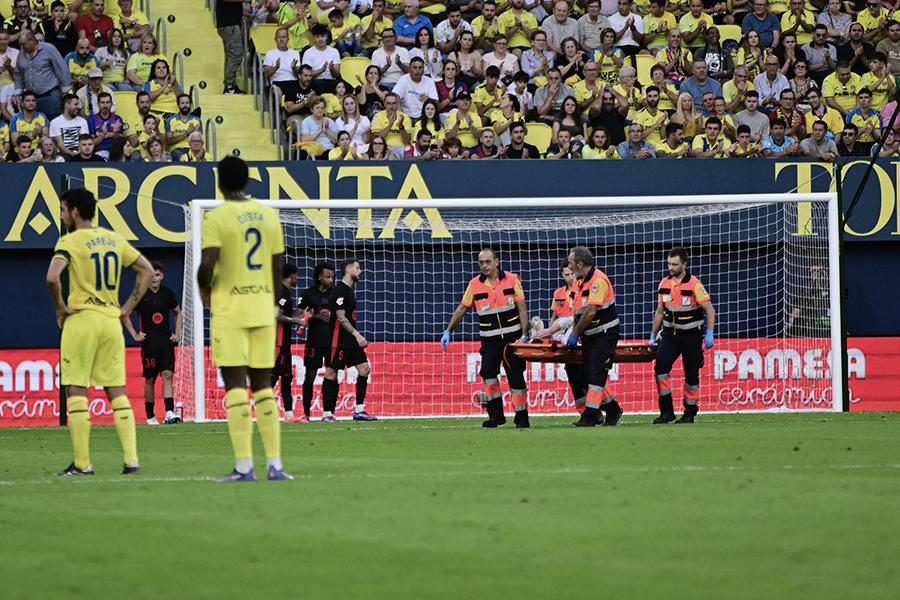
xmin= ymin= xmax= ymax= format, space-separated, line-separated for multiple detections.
xmin=178 ymin=193 xmax=843 ymax=422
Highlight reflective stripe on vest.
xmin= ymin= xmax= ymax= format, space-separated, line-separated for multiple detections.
xmin=469 ymin=269 xmax=521 ymax=340
xmin=659 ymin=272 xmax=705 ymax=332
xmin=552 ymin=285 xmax=574 ymax=317
xmin=571 ymin=266 xmax=618 ymax=338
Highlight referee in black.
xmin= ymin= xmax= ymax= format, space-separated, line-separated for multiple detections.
xmin=123 ymin=261 xmax=182 ymax=424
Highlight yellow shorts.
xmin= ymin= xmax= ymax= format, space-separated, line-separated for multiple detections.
xmin=211 ymin=325 xmax=276 ymax=369
xmin=60 ymin=310 xmax=126 ymax=388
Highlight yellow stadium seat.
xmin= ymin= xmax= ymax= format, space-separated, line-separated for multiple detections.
xmin=341 ymin=56 xmax=372 ymax=89
xmin=114 ymin=91 xmax=139 ymax=126
xmin=635 ymin=54 xmax=657 ymax=88
xmin=718 ymin=24 xmax=742 ymax=45
xmin=250 ymin=24 xmax=280 ymax=56
xmin=524 ymin=122 xmax=552 ymax=156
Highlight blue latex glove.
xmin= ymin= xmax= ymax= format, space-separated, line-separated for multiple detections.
xmin=518 ymin=336 xmax=528 ymax=343
xmin=649 ymin=332 xmax=657 ymax=346
xmin=441 ymin=330 xmax=451 ymax=351
xmin=704 ymin=329 xmax=714 ymax=350
xmin=565 ymin=333 xmax=579 ymax=348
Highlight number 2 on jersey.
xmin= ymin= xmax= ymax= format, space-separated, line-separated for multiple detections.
xmin=245 ymin=227 xmax=262 ymax=270
xmin=90 ymin=251 xmax=119 ymax=291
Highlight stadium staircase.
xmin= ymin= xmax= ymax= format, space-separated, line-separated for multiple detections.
xmin=151 ymin=0 xmax=278 ymax=160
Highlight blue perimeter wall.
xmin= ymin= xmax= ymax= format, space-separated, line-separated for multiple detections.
xmin=1 ymin=159 xmax=898 ymax=348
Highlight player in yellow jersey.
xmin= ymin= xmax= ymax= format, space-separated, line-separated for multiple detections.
xmin=197 ymin=156 xmax=292 ymax=482
xmin=47 ymin=187 xmax=154 ymax=476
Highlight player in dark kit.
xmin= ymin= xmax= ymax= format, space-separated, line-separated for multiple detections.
xmin=123 ymin=261 xmax=183 ymax=424
xmin=320 ymin=258 xmax=377 ymax=422
xmin=296 ymin=263 xmax=336 ymax=422
xmin=271 ymin=263 xmax=313 ymax=422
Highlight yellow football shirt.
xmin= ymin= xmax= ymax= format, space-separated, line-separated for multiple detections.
xmin=633 ymin=108 xmax=668 ymax=145
xmin=201 ymin=199 xmax=285 ymax=329
xmin=822 ymin=72 xmax=863 ymax=112
xmin=52 ymin=227 xmax=142 ymax=318
xmin=498 ymin=9 xmax=538 ymax=48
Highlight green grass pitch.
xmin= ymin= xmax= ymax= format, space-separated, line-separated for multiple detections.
xmin=1 ymin=413 xmax=898 ymax=599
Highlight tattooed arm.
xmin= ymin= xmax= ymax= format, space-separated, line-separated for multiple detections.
xmin=120 ymin=255 xmax=155 ymax=318
xmin=335 ymin=308 xmax=368 ymax=348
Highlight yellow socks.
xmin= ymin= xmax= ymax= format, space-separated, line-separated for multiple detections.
xmin=253 ymin=388 xmax=281 ymax=460
xmin=67 ymin=396 xmax=91 ymax=470
xmin=225 ymin=388 xmax=253 ymax=461
xmin=110 ymin=396 xmax=138 ymax=465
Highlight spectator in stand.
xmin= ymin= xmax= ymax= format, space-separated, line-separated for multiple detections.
xmin=641 ymin=0 xmax=674 ymax=52
xmin=8 ymin=134 xmax=41 ymax=161
xmin=692 ymin=115 xmax=728 ymax=156
xmin=694 ymin=27 xmax=734 ymax=82
xmin=503 ymin=120 xmax=540 ymax=158
xmin=361 ymin=0 xmax=392 ymax=57
xmin=298 ymin=95 xmax=336 ymax=156
xmin=521 ymin=30 xmax=554 ymax=87
xmin=443 ymin=90 xmax=483 ymax=147
xmin=836 ymin=122 xmax=867 ymax=155
xmin=572 ymin=61 xmax=602 ymax=115
xmin=543 ymin=1 xmax=578 ymax=58
xmin=410 ymin=26 xmax=442 ymax=79
xmin=509 ymin=69 xmax=533 ymax=119
xmin=330 ymin=129 xmax=368 ymax=159
xmin=679 ymin=0 xmax=714 ymax=50
xmin=534 ymin=66 xmax=575 ymax=122
xmin=122 ymin=90 xmax=149 ymax=158
xmin=328 ymin=9 xmax=362 ymax=58
xmin=394 ymin=0 xmax=433 ymax=49
xmin=277 ymin=0 xmax=313 ymax=53
xmin=681 ymin=59 xmax=722 ymax=109
xmin=838 ymin=23 xmax=874 ymax=76
xmin=593 ymin=27 xmax=625 ymax=86
xmin=332 ymin=95 xmax=372 ymax=151
xmin=412 ymin=97 xmax=444 ymax=145
xmin=76 ymin=67 xmax=116 ymax=117
xmin=618 ymin=123 xmax=656 ymax=158
xmin=780 ymin=0 xmax=815 ymax=47
xmin=95 ymin=29 xmax=131 ymax=92
xmin=650 ymin=64 xmax=679 ymax=112
xmin=142 ymin=133 xmax=171 ymax=161
xmin=704 ymin=0 xmax=734 ymax=26
xmin=372 ymin=90 xmax=412 ymax=156
xmin=846 ymin=88 xmax=881 ymax=152
xmin=392 ymin=55 xmax=438 ymax=120
xmin=862 ymin=51 xmax=894 ymax=112
xmin=654 ymin=28 xmax=691 ymax=88
xmin=761 ymin=116 xmax=800 ymax=156
xmin=735 ymin=29 xmax=765 ymax=81
xmin=608 ymin=0 xmax=644 ymax=57
xmin=64 ymin=37 xmax=98 ymax=90
xmin=480 ymin=34 xmax=521 ymax=79
xmin=10 ymin=91 xmax=48 ymax=149
xmin=39 ymin=135 xmax=64 ymax=161
xmin=40 ymin=2 xmax=79 ymax=58
xmin=800 ymin=119 xmax=838 ymax=160
xmin=582 ymin=125 xmax=620 ymax=158
xmin=473 ymin=64 xmax=503 ymax=120
xmin=67 ymin=132 xmax=105 ymax=161
xmin=448 ymin=30 xmax=481 ymax=89
xmin=179 ymin=131 xmax=207 ymax=162
xmin=117 ymin=0 xmax=151 ymax=53
xmin=672 ymin=90 xmax=704 ymax=139
xmin=145 ymin=59 xmax=182 ymax=119
xmin=753 ymin=54 xmax=790 ymax=112
xmin=436 ymin=4 xmax=472 ymax=57
xmin=589 ymin=85 xmax=629 ymax=145
xmin=283 ymin=64 xmax=316 ymax=131
xmin=87 ymin=90 xmax=122 ymax=157
xmin=734 ymin=89 xmax=770 ymax=140
xmin=769 ymin=88 xmax=806 ymax=141
xmin=804 ymin=87 xmax=843 ymax=137
xmin=305 ymin=24 xmax=342 ymax=94
xmin=655 ymin=121 xmax=691 ymax=157
xmin=774 ymin=31 xmax=807 ymax=79
xmin=403 ymin=127 xmax=446 ymax=159
xmin=547 ymin=127 xmax=577 ymax=157
xmin=0 ymin=32 xmax=19 ymax=89
xmin=857 ymin=0 xmax=891 ymax=45
xmin=470 ymin=127 xmax=502 ymax=158
xmin=614 ymin=65 xmax=644 ymax=118
xmin=741 ymin=0 xmax=781 ymax=51
xmin=357 ymin=64 xmax=389 ymax=117
xmin=558 ymin=37 xmax=586 ymax=85
xmin=805 ymin=25 xmax=837 ymax=88
xmin=365 ymin=134 xmax=396 ymax=158
xmin=126 ymin=33 xmax=166 ymax=93
xmin=50 ymin=95 xmax=89 ymax=157
xmin=75 ymin=0 xmax=114 ymax=52
xmin=436 ymin=59 xmax=467 ymax=116
xmin=5 ymin=0 xmax=42 ymax=50
xmin=371 ymin=28 xmax=409 ymax=90
xmin=726 ymin=124 xmax=763 ymax=157
xmin=165 ymin=94 xmax=202 ymax=161
xmin=818 ymin=0 xmax=851 ymax=45
xmin=789 ymin=59 xmax=816 ymax=111
xmin=552 ymin=94 xmax=587 ymax=148
xmin=876 ymin=20 xmax=900 ymax=75
xmin=579 ymin=0 xmax=610 ymax=54
xmin=498 ymin=0 xmax=538 ymax=57
xmin=264 ymin=28 xmax=302 ymax=94
xmin=822 ymin=59 xmax=863 ymax=118
xmin=0 ymin=121 xmax=10 ymax=159
xmin=471 ymin=0 xmax=500 ymax=52
xmin=138 ymin=113 xmax=160 ymax=155
xmin=723 ymin=65 xmax=753 ymax=113
xmin=633 ymin=85 xmax=668 ymax=145
xmin=215 ymin=0 xmax=246 ymax=94
xmin=875 ymin=128 xmax=900 ymax=156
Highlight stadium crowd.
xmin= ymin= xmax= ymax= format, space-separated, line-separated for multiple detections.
xmin=0 ymin=0 xmax=206 ymax=162
xmin=258 ymin=0 xmax=900 ymax=159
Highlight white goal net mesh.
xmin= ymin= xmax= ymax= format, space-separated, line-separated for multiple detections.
xmin=176 ymin=197 xmax=839 ymax=421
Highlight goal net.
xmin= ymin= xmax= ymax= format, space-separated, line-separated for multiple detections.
xmin=175 ymin=194 xmax=842 ymax=422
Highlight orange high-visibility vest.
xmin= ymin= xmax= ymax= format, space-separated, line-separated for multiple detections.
xmin=571 ymin=266 xmax=619 ymax=337
xmin=464 ymin=269 xmax=523 ymax=340
xmin=658 ymin=272 xmax=710 ymax=333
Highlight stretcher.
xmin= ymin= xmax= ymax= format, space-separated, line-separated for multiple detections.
xmin=510 ymin=341 xmax=658 ymax=364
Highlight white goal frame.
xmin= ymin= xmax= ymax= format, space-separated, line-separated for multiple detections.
xmin=188 ymin=193 xmax=843 ymax=422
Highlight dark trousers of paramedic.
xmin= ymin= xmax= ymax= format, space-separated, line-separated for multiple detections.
xmin=654 ymin=331 xmax=704 ymax=413
xmin=480 ymin=338 xmax=528 ymax=412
